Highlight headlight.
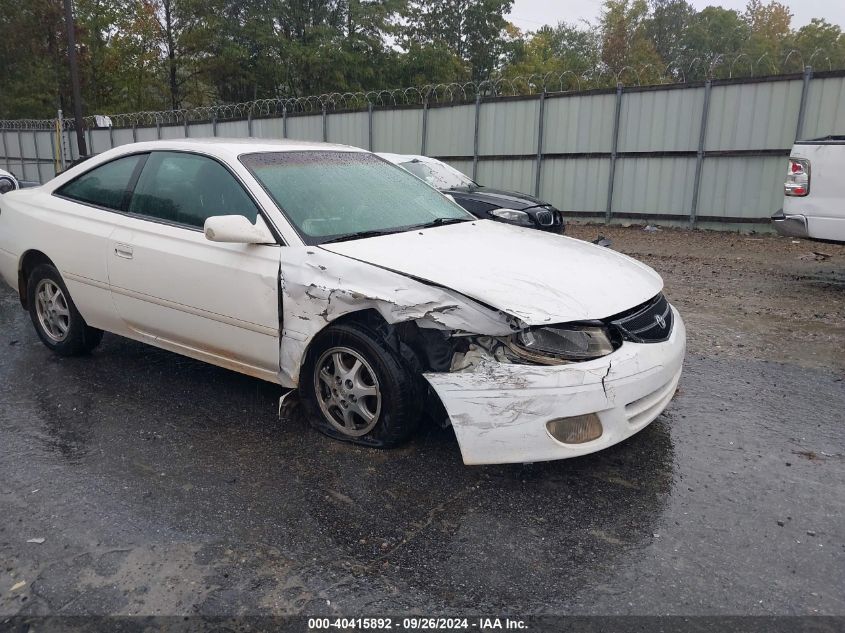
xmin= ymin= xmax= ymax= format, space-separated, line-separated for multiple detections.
xmin=490 ymin=208 xmax=532 ymax=226
xmin=515 ymin=325 xmax=615 ymax=361
xmin=0 ymin=176 xmax=16 ymax=195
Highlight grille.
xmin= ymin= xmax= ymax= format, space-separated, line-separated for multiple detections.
xmin=609 ymin=294 xmax=673 ymax=343
xmin=536 ymin=209 xmax=554 ymax=226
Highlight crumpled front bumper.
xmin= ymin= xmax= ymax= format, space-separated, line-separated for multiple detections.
xmin=423 ymin=307 xmax=686 ymax=465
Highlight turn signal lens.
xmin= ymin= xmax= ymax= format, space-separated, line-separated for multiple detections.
xmin=546 ymin=414 xmax=603 ymax=444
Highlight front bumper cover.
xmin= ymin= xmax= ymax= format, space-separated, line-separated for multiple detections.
xmin=423 ymin=307 xmax=686 ymax=465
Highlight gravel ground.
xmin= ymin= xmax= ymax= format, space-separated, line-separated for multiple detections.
xmin=0 ymin=225 xmax=843 ymax=620
xmin=568 ymin=224 xmax=845 ymax=371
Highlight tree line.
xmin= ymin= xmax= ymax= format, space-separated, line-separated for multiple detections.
xmin=1 ymin=0 xmax=843 ymax=120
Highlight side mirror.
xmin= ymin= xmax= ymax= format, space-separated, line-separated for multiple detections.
xmin=204 ymin=215 xmax=274 ymax=244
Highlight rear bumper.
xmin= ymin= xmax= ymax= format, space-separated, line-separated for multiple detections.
xmin=771 ymin=209 xmax=809 ymax=238
xmin=424 ymin=307 xmax=686 ymax=465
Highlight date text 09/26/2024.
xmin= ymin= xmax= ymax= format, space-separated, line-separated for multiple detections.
xmin=308 ymin=618 xmax=527 ymax=630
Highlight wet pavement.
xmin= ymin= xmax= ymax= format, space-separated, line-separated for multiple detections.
xmin=1 ymin=229 xmax=844 ymax=616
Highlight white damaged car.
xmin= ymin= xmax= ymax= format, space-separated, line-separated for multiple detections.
xmin=0 ymin=139 xmax=685 ymax=465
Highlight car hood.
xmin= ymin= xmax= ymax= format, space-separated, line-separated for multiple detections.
xmin=320 ymin=220 xmax=663 ymax=326
xmin=447 ymin=187 xmax=547 ymax=211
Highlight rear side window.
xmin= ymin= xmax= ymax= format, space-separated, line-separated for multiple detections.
xmin=128 ymin=152 xmax=258 ymax=229
xmin=56 ymin=155 xmax=143 ymax=210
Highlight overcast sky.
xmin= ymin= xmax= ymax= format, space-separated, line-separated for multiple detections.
xmin=507 ymin=0 xmax=845 ymax=32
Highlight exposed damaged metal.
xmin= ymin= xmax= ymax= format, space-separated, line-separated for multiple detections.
xmin=277 ymin=245 xmax=518 ymax=387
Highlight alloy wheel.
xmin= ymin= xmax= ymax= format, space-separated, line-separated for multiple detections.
xmin=314 ymin=346 xmax=382 ymax=437
xmin=34 ymin=279 xmax=70 ymax=343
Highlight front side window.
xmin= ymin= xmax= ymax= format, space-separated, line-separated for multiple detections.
xmin=56 ymin=155 xmax=144 ymax=210
xmin=240 ymin=151 xmax=473 ymax=245
xmin=129 ymin=151 xmax=259 ymax=229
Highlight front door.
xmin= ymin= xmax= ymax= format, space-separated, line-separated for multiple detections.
xmin=106 ymin=151 xmax=281 ymax=382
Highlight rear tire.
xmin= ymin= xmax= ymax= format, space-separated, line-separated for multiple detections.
xmin=301 ymin=322 xmax=422 ymax=448
xmin=27 ymin=263 xmax=103 ymax=356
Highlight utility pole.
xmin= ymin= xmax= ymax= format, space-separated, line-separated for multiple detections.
xmin=63 ymin=0 xmax=87 ymax=156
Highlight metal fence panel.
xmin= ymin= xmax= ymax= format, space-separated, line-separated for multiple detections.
xmin=253 ymin=117 xmax=285 ymax=139
xmin=134 ymin=126 xmax=158 ymax=142
xmin=113 ymin=128 xmax=135 ymax=147
xmin=441 ymin=159 xmax=474 ymax=179
xmin=613 ymin=156 xmax=697 ymax=215
xmin=696 ymin=156 xmax=785 ymax=219
xmin=478 ymin=99 xmax=540 ymax=156
xmin=619 ymin=87 xmax=705 ymax=152
xmin=215 ymin=120 xmax=247 ymax=137
xmin=187 ymin=122 xmax=214 ymax=137
xmin=5 ymin=72 xmax=844 ymax=224
xmin=286 ymin=114 xmax=323 ymax=141
xmin=4 ymin=132 xmax=22 ymax=179
xmin=477 ymin=158 xmax=535 ymax=194
xmin=160 ymin=125 xmax=185 ymax=140
xmin=426 ymin=104 xmax=475 ymax=157
xmin=34 ymin=130 xmax=56 ymax=181
xmin=543 ymin=93 xmax=616 ymax=153
xmin=540 ymin=157 xmax=609 ymax=214
xmin=706 ymin=80 xmax=804 ymax=151
xmin=373 ymin=108 xmax=423 ymax=154
xmin=89 ymin=129 xmax=112 ymax=153
xmin=802 ymin=75 xmax=845 ymax=139
xmin=327 ymin=111 xmax=368 ymax=148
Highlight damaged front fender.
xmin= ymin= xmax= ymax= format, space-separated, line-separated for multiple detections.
xmin=277 ymin=246 xmax=522 ymax=387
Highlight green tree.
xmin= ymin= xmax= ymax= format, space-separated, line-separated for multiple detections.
xmin=794 ymin=18 xmax=845 ymax=71
xmin=401 ymin=0 xmax=514 ymax=80
xmin=644 ymin=0 xmax=694 ymax=68
xmin=599 ymin=0 xmax=663 ymax=83
xmin=681 ymin=6 xmax=749 ymax=79
xmin=744 ymin=0 xmax=793 ymax=74
xmin=503 ymin=22 xmax=600 ymax=89
xmin=0 ymin=0 xmax=67 ymax=118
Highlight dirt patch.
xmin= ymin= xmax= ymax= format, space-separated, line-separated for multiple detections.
xmin=568 ymin=223 xmax=845 ymax=371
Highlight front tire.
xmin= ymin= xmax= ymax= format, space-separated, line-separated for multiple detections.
xmin=27 ymin=263 xmax=103 ymax=356
xmin=301 ymin=323 xmax=422 ymax=448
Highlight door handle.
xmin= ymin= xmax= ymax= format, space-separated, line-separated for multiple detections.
xmin=114 ymin=243 xmax=134 ymax=259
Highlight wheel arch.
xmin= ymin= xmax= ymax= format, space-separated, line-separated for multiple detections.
xmin=18 ymin=250 xmax=57 ymax=310
xmin=296 ymin=307 xmax=451 ymax=419
xmin=298 ymin=309 xmax=391 ymax=375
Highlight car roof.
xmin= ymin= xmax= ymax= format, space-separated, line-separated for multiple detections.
xmin=42 ymin=138 xmax=372 ymax=191
xmin=112 ymin=137 xmax=368 ymax=159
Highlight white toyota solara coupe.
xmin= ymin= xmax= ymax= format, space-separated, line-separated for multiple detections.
xmin=0 ymin=139 xmax=685 ymax=465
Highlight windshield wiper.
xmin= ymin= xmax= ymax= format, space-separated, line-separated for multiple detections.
xmin=320 ymin=228 xmax=404 ymax=244
xmin=411 ymin=217 xmax=472 ymax=230
xmin=321 ymin=218 xmax=470 ymax=244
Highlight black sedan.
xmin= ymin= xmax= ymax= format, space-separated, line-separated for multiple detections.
xmin=378 ymin=153 xmax=565 ymax=233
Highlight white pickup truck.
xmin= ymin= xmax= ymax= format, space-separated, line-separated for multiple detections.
xmin=772 ymin=136 xmax=845 ymax=242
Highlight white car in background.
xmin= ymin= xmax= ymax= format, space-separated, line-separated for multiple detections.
xmin=0 ymin=139 xmax=685 ymax=465
xmin=772 ymin=136 xmax=845 ymax=242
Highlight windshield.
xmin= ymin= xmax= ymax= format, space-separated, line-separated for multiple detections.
xmin=241 ymin=151 xmax=473 ymax=245
xmin=398 ymin=159 xmax=477 ymax=191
